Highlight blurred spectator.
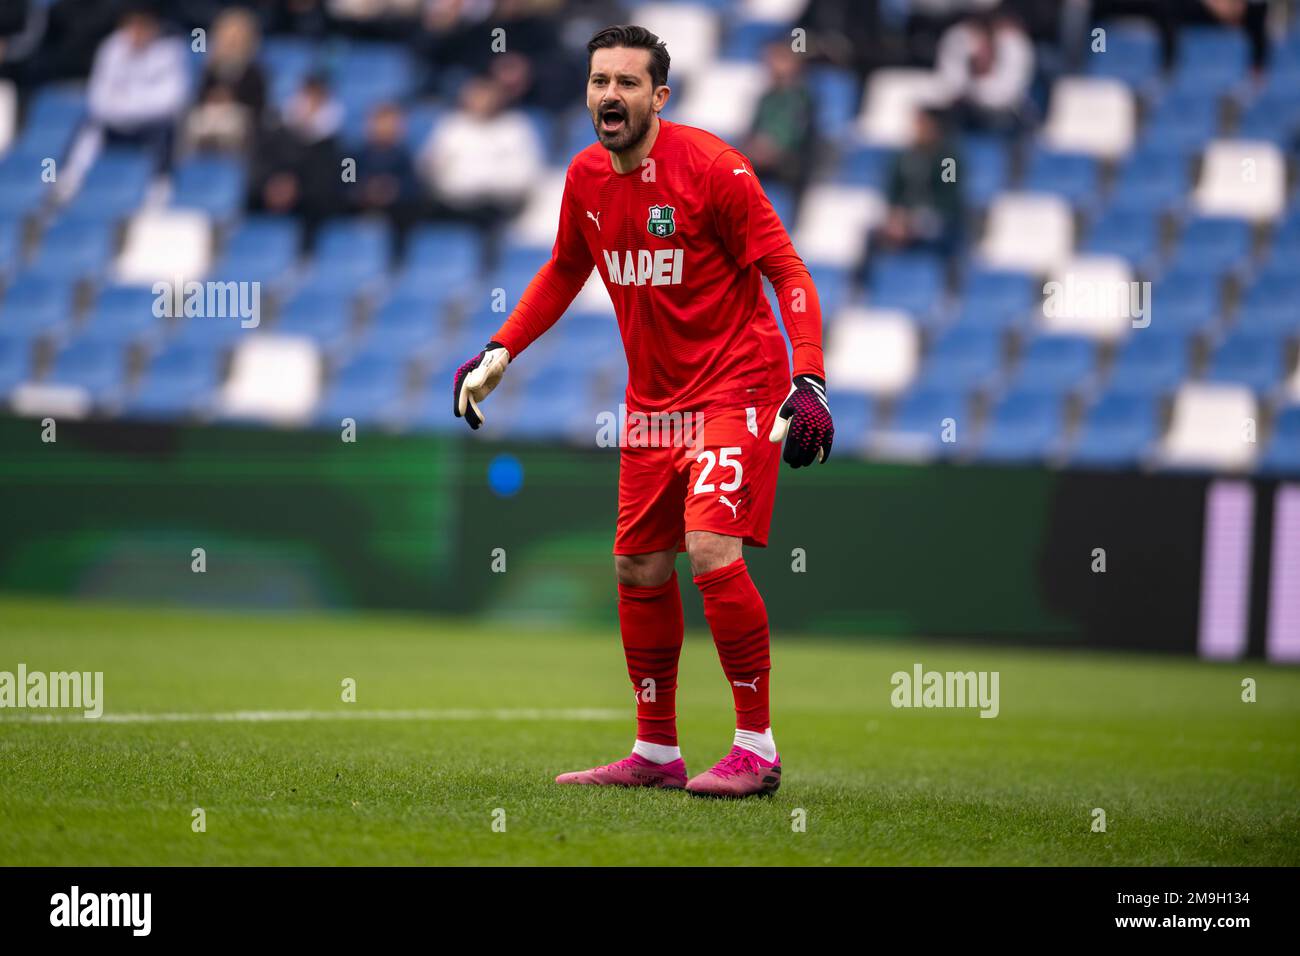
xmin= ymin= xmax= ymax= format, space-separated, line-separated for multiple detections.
xmin=14 ymin=0 xmax=120 ymax=84
xmin=876 ymin=107 xmax=964 ymax=261
xmin=351 ymin=101 xmax=420 ymax=252
xmin=935 ymin=9 xmax=1035 ymax=133
xmin=742 ymin=41 xmax=818 ymax=218
xmin=417 ymin=75 xmax=543 ymax=233
xmin=59 ymin=4 xmax=190 ymax=199
xmin=183 ymin=7 xmax=267 ymax=154
xmin=248 ymin=72 xmax=344 ymax=244
xmin=0 ymin=0 xmax=46 ymax=84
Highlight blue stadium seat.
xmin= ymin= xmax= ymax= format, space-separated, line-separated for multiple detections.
xmin=960 ymin=134 xmax=1009 ymax=209
xmin=1149 ymin=270 xmax=1222 ymax=334
xmin=953 ymin=268 xmax=1036 ymax=329
xmin=0 ymin=219 xmax=19 ymax=280
xmin=170 ymin=156 xmax=246 ymax=222
xmin=0 ymin=334 xmax=32 ymax=397
xmin=123 ymin=344 xmax=223 ymax=418
xmin=1083 ymin=206 xmax=1161 ymax=269
xmin=67 ymin=149 xmax=152 ymax=221
xmin=1236 ymin=273 xmax=1300 ymax=336
xmin=1258 ymin=405 xmax=1300 ymax=475
xmin=45 ymin=340 xmax=127 ymax=399
xmin=0 ymin=151 xmax=55 ymax=219
xmin=825 ymin=390 xmax=874 ymax=455
xmin=1106 ymin=331 xmax=1190 ymax=395
xmin=304 ymin=219 xmax=391 ymax=294
xmin=880 ymin=385 xmax=969 ymax=458
xmin=1237 ymin=85 xmax=1300 ymax=144
xmin=1005 ymin=335 xmax=1098 ymax=396
xmin=836 ymin=145 xmax=893 ymax=190
xmin=1141 ymin=90 xmax=1219 ymax=153
xmin=274 ymin=289 xmax=355 ymax=354
xmin=1167 ymin=216 xmax=1253 ymax=277
xmin=0 ymin=274 xmax=76 ymax=339
xmin=1110 ymin=145 xmax=1191 ymax=213
xmin=975 ymin=390 xmax=1065 ymax=463
xmin=400 ymin=224 xmax=484 ymax=290
xmin=1023 ymin=149 xmax=1099 ymax=206
xmin=315 ymin=350 xmax=409 ymax=425
xmin=1069 ymin=391 xmax=1161 ymax=468
xmin=80 ymin=285 xmax=166 ymax=345
xmin=26 ymin=216 xmax=115 ymax=282
xmin=210 ymin=216 xmax=300 ymax=285
xmin=1085 ymin=24 xmax=1162 ymax=92
xmin=720 ymin=19 xmax=786 ymax=61
xmin=1205 ymin=331 xmax=1287 ymax=392
xmin=867 ymin=252 xmax=945 ymax=319
xmin=809 ymin=66 xmax=859 ymax=142
xmin=15 ymin=87 xmax=86 ymax=157
xmin=1170 ymin=27 xmax=1248 ymax=96
xmin=356 ymin=299 xmax=440 ymax=357
xmin=915 ymin=326 xmax=1004 ymax=391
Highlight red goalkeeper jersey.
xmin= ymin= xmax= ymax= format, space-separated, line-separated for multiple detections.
xmin=492 ymin=118 xmax=817 ymax=414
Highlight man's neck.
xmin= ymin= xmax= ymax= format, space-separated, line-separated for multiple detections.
xmin=610 ymin=113 xmax=661 ymax=175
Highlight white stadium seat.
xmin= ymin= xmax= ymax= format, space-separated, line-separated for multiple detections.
xmin=675 ymin=61 xmax=768 ymax=141
xmin=1161 ymin=383 xmax=1258 ymax=471
xmin=631 ymin=4 xmax=719 ymax=82
xmin=508 ymin=169 xmax=567 ymax=248
xmin=220 ymin=335 xmax=321 ymax=424
xmin=115 ymin=209 xmax=212 ymax=284
xmin=1041 ymin=76 xmax=1135 ymax=159
xmin=793 ymin=183 xmax=885 ymax=267
xmin=825 ymin=306 xmax=920 ymax=396
xmin=856 ymin=68 xmax=949 ymax=147
xmin=1039 ymin=255 xmax=1138 ymax=340
xmin=1193 ymin=140 xmax=1287 ymax=223
xmin=0 ymin=80 xmax=16 ymax=155
xmin=743 ymin=0 xmax=807 ymax=20
xmin=979 ymin=192 xmax=1074 ymax=274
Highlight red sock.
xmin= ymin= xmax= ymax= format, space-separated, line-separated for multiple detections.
xmin=694 ymin=558 xmax=771 ymax=732
xmin=617 ymin=571 xmax=684 ymax=746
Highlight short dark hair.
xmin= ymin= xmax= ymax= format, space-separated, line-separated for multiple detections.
xmin=587 ymin=25 xmax=670 ymax=89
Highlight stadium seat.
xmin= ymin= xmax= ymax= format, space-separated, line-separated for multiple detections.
xmin=399 ymin=223 xmax=484 ymax=291
xmin=824 ymin=306 xmax=919 ymax=396
xmin=0 ymin=80 xmax=16 ymax=154
xmin=1170 ymin=26 xmax=1248 ymax=96
xmin=1069 ymin=391 xmax=1161 ymax=468
xmin=508 ymin=169 xmax=567 ymax=248
xmin=1236 ymin=273 xmax=1300 ymax=335
xmin=123 ymin=343 xmax=223 ymax=418
xmin=631 ymin=3 xmax=720 ymax=82
xmin=959 ymin=134 xmax=1009 ymax=210
xmin=303 ymin=219 xmax=391 ymax=295
xmin=856 ymin=68 xmax=947 ymax=147
xmin=794 ymin=184 xmax=883 ymax=268
xmin=219 ymin=335 xmax=322 ymax=424
xmin=873 ymin=384 xmax=968 ymax=460
xmin=1109 ymin=145 xmax=1191 ymax=214
xmin=314 ymin=349 xmax=410 ymax=427
xmin=1004 ymin=335 xmax=1098 ymax=397
xmin=1193 ymin=140 xmax=1287 ymax=223
xmin=1085 ymin=23 xmax=1161 ymax=93
xmin=1258 ymin=404 xmax=1300 ymax=474
xmin=1167 ymin=215 xmax=1253 ymax=277
xmin=1106 ymin=331 xmax=1191 ymax=396
xmin=975 ymin=390 xmax=1066 ymax=463
xmin=274 ymin=289 xmax=355 ymax=354
xmin=1082 ymin=206 xmax=1161 ymax=271
xmin=866 ymin=252 xmax=945 ymax=319
xmin=1204 ymin=331 xmax=1287 ymax=393
xmin=0 ymin=334 xmax=32 ymax=398
xmin=809 ymin=65 xmax=860 ymax=142
xmin=0 ymin=150 xmax=56 ymax=220
xmin=1039 ymin=256 xmax=1137 ymax=340
xmin=1140 ymin=90 xmax=1219 ymax=154
xmin=0 ymin=274 xmax=77 ymax=339
xmin=80 ymin=285 xmax=167 ymax=345
xmin=116 ymin=209 xmax=213 ymax=284
xmin=1160 ymin=382 xmax=1257 ymax=470
xmin=825 ymin=389 xmax=874 ymax=455
xmin=953 ymin=267 xmax=1036 ymax=329
xmin=675 ymin=60 xmax=767 ymax=140
xmin=69 ymin=149 xmax=153 ymax=221
xmin=1041 ymin=76 xmax=1135 ymax=160
xmin=25 ymin=216 xmax=116 ymax=282
xmin=836 ymin=144 xmax=894 ymax=191
xmin=914 ymin=325 xmax=1003 ymax=392
xmin=170 ymin=156 xmax=246 ymax=223
xmin=978 ymin=193 xmax=1074 ymax=274
xmin=1149 ymin=269 xmax=1223 ymax=335
xmin=210 ymin=216 xmax=301 ymax=286
xmin=14 ymin=85 xmax=85 ymax=158
xmin=1023 ymin=150 xmax=1099 ymax=207
xmin=45 ymin=339 xmax=128 ymax=401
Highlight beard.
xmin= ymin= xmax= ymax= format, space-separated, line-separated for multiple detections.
xmin=593 ymin=102 xmax=653 ymax=154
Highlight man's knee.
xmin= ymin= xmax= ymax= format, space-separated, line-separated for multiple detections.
xmin=615 ymin=550 xmax=676 ymax=587
xmin=685 ymin=531 xmax=742 ymax=577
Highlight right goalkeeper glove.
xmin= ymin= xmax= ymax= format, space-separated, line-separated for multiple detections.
xmin=452 ymin=342 xmax=510 ymax=430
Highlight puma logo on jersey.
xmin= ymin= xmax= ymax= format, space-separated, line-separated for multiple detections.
xmin=602 ymin=248 xmax=684 ymax=287
xmin=733 ymin=165 xmax=750 ymax=176
xmin=719 ymin=495 xmax=741 ymax=519
xmin=586 ymin=210 xmax=601 ymax=231
xmin=732 ymin=676 xmax=761 ymax=691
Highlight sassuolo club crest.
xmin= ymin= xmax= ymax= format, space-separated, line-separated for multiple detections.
xmin=647 ymin=204 xmax=676 ymax=238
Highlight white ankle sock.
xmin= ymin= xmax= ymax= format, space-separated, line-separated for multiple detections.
xmin=633 ymin=740 xmax=682 ymax=764
xmin=733 ymin=727 xmax=776 ymax=762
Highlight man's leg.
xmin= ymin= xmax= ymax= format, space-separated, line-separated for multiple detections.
xmin=687 ymin=532 xmax=774 ymax=761
xmin=614 ymin=549 xmax=684 ymax=763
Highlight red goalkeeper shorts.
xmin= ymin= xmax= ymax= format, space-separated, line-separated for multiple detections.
xmin=613 ymin=400 xmax=782 ymax=555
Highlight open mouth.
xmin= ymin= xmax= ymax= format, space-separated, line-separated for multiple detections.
xmin=600 ymin=108 xmax=625 ymax=133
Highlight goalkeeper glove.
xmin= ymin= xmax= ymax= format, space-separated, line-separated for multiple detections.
xmin=768 ymin=374 xmax=833 ymax=467
xmin=453 ymin=342 xmax=510 ymax=430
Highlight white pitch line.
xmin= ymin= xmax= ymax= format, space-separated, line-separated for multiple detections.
xmin=0 ymin=708 xmax=625 ymax=725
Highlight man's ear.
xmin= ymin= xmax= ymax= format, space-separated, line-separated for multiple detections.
xmin=654 ymin=84 xmax=671 ymax=112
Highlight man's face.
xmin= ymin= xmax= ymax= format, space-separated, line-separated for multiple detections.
xmin=587 ymin=47 xmax=663 ymax=153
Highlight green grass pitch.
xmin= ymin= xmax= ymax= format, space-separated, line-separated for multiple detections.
xmin=1 ymin=596 xmax=1297 ymax=866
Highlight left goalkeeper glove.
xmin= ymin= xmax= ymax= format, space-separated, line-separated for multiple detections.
xmin=768 ymin=374 xmax=833 ymax=467
xmin=453 ymin=342 xmax=510 ymax=430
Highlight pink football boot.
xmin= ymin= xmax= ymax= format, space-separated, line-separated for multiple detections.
xmin=686 ymin=746 xmax=781 ymax=797
xmin=555 ymin=752 xmax=688 ymax=789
